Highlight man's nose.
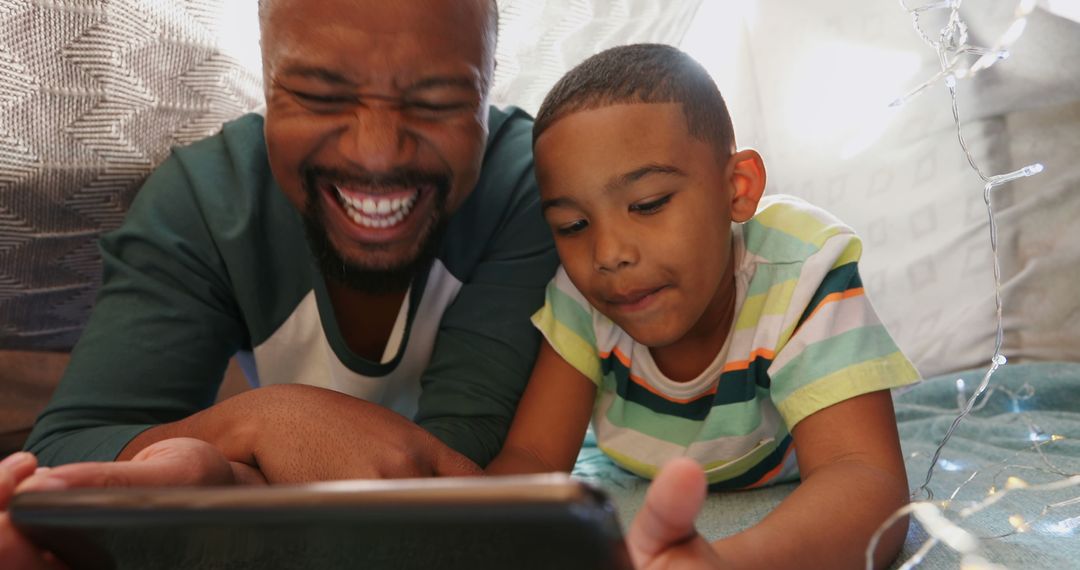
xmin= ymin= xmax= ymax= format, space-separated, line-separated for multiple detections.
xmin=338 ymin=105 xmax=416 ymax=172
xmin=593 ymin=223 xmax=638 ymax=273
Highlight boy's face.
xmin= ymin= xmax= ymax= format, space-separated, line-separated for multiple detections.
xmin=536 ymin=103 xmax=745 ymax=349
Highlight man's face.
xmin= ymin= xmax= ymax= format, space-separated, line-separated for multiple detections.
xmin=261 ymin=0 xmax=493 ymax=292
xmin=535 ymin=103 xmax=737 ymax=349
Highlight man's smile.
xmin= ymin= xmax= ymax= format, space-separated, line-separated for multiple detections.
xmin=333 ymin=184 xmax=421 ymax=229
xmin=309 ymin=167 xmax=449 ymax=248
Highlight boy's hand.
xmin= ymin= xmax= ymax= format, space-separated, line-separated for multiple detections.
xmin=627 ymin=458 xmax=723 ymax=569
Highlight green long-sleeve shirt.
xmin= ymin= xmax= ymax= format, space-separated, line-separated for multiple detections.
xmin=25 ymin=106 xmax=558 ymax=467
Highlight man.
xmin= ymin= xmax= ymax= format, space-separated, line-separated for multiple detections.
xmin=23 ymin=0 xmax=554 ymax=482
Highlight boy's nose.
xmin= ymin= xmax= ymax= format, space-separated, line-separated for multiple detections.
xmin=592 ymin=225 xmax=638 ymax=273
xmin=337 ymin=105 xmax=418 ymax=172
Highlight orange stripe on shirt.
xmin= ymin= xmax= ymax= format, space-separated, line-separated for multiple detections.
xmin=599 ymin=346 xmax=632 ymax=368
xmin=801 ymin=287 xmax=865 ymax=328
xmin=745 ymin=441 xmax=797 ymax=489
xmin=721 ymin=347 xmax=777 ymax=373
xmin=599 ymin=346 xmax=778 ymax=405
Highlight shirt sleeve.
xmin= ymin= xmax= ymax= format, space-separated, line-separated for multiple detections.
xmin=767 ymin=233 xmax=921 ymax=430
xmin=530 ymin=267 xmax=603 ymax=386
xmin=24 ymin=148 xmax=247 ymax=465
xmin=413 ymin=111 xmax=560 ymax=467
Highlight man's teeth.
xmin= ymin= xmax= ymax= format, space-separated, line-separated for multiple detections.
xmin=335 ymin=188 xmax=418 ymax=228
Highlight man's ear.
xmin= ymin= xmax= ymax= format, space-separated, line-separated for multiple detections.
xmin=726 ymin=149 xmax=766 ymax=223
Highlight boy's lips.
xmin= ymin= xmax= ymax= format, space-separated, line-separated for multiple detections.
xmin=603 ymin=285 xmax=669 ymax=312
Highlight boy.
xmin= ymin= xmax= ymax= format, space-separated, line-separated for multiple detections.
xmin=486 ymin=44 xmax=920 ymax=569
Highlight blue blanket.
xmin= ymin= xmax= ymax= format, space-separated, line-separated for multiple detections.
xmin=573 ymin=362 xmax=1080 ymax=569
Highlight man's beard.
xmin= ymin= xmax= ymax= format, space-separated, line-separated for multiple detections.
xmin=300 ymin=165 xmax=450 ymax=295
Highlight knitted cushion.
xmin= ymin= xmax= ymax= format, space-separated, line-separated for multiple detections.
xmin=0 ymin=0 xmax=262 ymax=350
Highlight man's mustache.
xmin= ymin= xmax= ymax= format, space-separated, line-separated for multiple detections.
xmin=302 ymin=165 xmax=451 ymax=195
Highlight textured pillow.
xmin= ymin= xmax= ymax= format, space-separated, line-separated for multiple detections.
xmin=698 ymin=1 xmax=1080 ymax=377
xmin=0 ymin=0 xmax=262 ymax=350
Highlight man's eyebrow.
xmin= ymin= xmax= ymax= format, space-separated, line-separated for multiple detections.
xmin=277 ymin=65 xmax=354 ymax=86
xmin=275 ymin=67 xmax=478 ymax=94
xmin=405 ymin=75 xmax=480 ymax=92
xmin=606 ymin=164 xmax=686 ymax=192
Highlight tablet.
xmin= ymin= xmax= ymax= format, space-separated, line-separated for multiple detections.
xmin=11 ymin=473 xmax=631 ymax=570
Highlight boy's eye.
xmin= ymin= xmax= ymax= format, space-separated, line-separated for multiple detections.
xmin=555 ymin=219 xmax=589 ymax=236
xmin=629 ymin=194 xmax=672 ymax=214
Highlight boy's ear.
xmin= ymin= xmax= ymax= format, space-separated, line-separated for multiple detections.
xmin=726 ymin=149 xmax=766 ymax=223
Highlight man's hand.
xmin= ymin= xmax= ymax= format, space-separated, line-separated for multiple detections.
xmin=123 ymin=385 xmax=482 ymax=484
xmin=2 ymin=440 xmax=263 ymax=570
xmin=18 ymin=438 xmax=266 ymax=493
xmin=627 ymin=458 xmax=723 ymax=570
xmin=1 ymin=452 xmax=66 ymax=569
xmin=238 ymin=385 xmax=483 ymax=482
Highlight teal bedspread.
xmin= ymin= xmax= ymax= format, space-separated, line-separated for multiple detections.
xmin=573 ymin=362 xmax=1080 ymax=569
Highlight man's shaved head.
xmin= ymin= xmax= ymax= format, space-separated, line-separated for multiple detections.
xmin=258 ymin=0 xmax=499 ymax=77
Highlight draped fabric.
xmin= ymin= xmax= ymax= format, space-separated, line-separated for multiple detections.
xmin=0 ymin=0 xmax=262 ymax=349
xmin=491 ymin=0 xmax=703 ymax=114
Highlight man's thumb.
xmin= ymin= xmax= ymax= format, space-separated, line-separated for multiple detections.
xmin=433 ymin=448 xmax=483 ymax=477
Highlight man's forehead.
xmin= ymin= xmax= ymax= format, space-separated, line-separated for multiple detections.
xmin=260 ymin=0 xmax=496 ymax=33
xmin=261 ymin=0 xmax=496 ymax=77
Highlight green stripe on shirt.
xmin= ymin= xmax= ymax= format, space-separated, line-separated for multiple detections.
xmin=776 ymin=352 xmax=918 ymax=428
xmin=770 ymin=325 xmax=908 ymax=407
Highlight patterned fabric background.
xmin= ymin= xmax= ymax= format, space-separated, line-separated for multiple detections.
xmin=491 ymin=0 xmax=702 ymax=114
xmin=0 ymin=0 xmax=262 ymax=349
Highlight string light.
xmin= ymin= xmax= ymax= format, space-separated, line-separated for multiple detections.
xmin=895 ymin=0 xmax=1044 ymax=501
xmin=862 ymin=1 xmax=1080 ymax=568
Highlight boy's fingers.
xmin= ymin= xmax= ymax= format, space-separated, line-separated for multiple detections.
xmin=627 ymin=458 xmax=707 ymax=562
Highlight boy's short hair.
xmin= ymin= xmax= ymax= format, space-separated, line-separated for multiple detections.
xmin=533 ymin=43 xmax=736 ymax=156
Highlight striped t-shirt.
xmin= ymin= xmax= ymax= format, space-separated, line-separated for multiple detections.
xmin=532 ymin=195 xmax=920 ymax=489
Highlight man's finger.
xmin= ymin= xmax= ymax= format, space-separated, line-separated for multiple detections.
xmin=432 ymin=448 xmax=482 ymax=477
xmin=2 ymin=453 xmax=39 ymax=510
xmin=1 ymin=513 xmax=67 ymax=570
xmin=627 ymin=458 xmax=707 ymax=561
xmin=16 ymin=461 xmax=155 ymax=492
xmin=1 ymin=452 xmax=37 ymax=477
xmin=17 ymin=439 xmax=235 ymax=493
